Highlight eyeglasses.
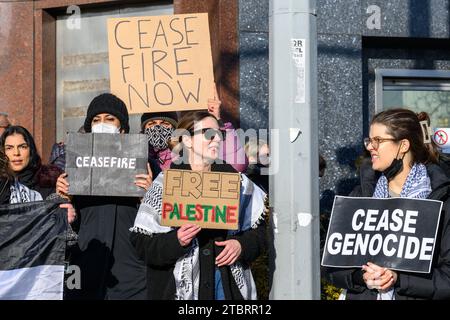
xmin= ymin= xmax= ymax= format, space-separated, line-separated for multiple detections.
xmin=363 ymin=137 xmax=397 ymax=150
xmin=190 ymin=128 xmax=226 ymax=141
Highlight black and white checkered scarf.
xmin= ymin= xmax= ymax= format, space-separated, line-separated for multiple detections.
xmin=10 ymin=179 xmax=43 ymax=204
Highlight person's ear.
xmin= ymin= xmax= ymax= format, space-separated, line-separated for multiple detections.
xmin=400 ymin=139 xmax=410 ymax=154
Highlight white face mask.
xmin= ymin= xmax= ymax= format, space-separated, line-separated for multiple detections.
xmin=91 ymin=123 xmax=120 ymax=134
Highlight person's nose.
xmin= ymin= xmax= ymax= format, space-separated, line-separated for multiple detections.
xmin=13 ymin=147 xmax=20 ymax=156
xmin=212 ymin=132 xmax=221 ymax=142
xmin=365 ymin=141 xmax=374 ymax=151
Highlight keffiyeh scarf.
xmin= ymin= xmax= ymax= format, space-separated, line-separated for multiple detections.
xmin=373 ymin=163 xmax=431 ymax=199
xmin=145 ymin=125 xmax=174 ymax=152
xmin=131 ymin=172 xmax=267 ymax=300
xmin=373 ymin=162 xmax=431 ymax=300
xmin=10 ymin=179 xmax=43 ymax=204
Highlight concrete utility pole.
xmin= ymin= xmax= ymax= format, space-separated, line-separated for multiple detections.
xmin=269 ymin=0 xmax=320 ymax=299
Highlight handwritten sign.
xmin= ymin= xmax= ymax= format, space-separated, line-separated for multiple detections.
xmin=107 ymin=13 xmax=214 ymax=114
xmin=161 ymin=169 xmax=241 ymax=230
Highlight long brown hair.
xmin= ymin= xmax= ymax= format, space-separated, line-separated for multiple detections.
xmin=371 ymin=108 xmax=440 ymax=165
xmin=0 ymin=149 xmax=11 ymax=179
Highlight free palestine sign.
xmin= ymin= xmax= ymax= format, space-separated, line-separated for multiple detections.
xmin=161 ymin=169 xmax=241 ymax=230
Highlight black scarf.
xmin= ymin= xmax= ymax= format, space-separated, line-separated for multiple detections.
xmin=14 ymin=165 xmax=38 ymax=190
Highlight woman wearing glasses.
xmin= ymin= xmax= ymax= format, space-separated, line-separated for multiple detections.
xmin=326 ymin=108 xmax=450 ymax=300
xmin=130 ymin=111 xmax=267 ymax=300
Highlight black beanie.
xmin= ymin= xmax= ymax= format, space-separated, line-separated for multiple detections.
xmin=140 ymin=111 xmax=178 ymax=132
xmin=84 ymin=93 xmax=130 ymax=133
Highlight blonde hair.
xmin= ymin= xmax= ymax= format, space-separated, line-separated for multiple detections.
xmin=244 ymin=139 xmax=268 ymax=164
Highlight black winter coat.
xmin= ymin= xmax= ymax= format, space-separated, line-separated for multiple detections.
xmin=67 ymin=196 xmax=147 ymax=300
xmin=130 ymin=163 xmax=266 ymax=300
xmin=65 ymin=159 xmax=160 ymax=300
xmin=326 ymin=164 xmax=450 ymax=300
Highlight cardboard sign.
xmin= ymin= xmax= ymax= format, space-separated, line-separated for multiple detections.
xmin=65 ymin=133 xmax=148 ymax=197
xmin=161 ymin=169 xmax=241 ymax=230
xmin=321 ymin=196 xmax=443 ymax=273
xmin=107 ymin=13 xmax=214 ymax=114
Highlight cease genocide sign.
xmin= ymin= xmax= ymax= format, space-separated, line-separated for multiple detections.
xmin=321 ymin=196 xmax=443 ymax=273
xmin=107 ymin=13 xmax=214 ymax=114
xmin=161 ymin=169 xmax=241 ymax=230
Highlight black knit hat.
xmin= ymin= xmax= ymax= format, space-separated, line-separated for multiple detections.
xmin=140 ymin=111 xmax=178 ymax=132
xmin=84 ymin=93 xmax=130 ymax=133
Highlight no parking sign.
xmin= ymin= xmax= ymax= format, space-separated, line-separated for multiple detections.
xmin=433 ymin=128 xmax=450 ymax=153
xmin=434 ymin=130 xmax=448 ymax=146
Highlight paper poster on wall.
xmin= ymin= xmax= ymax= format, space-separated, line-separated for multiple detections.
xmin=291 ymin=38 xmax=306 ymax=104
xmin=161 ymin=169 xmax=241 ymax=230
xmin=107 ymin=13 xmax=214 ymax=114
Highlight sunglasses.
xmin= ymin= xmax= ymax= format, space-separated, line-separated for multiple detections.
xmin=190 ymin=128 xmax=226 ymax=141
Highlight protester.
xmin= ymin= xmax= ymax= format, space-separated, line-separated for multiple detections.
xmin=49 ymin=142 xmax=65 ymax=171
xmin=130 ymin=111 xmax=267 ymax=300
xmin=326 ymin=108 xmax=450 ymax=300
xmin=244 ymin=139 xmax=269 ymax=193
xmin=243 ymin=138 xmax=274 ymax=297
xmin=56 ymin=93 xmax=152 ymax=300
xmin=207 ymin=86 xmax=248 ymax=173
xmin=140 ymin=111 xmax=178 ymax=173
xmin=0 ymin=126 xmax=71 ymax=207
xmin=0 ymin=112 xmax=11 ymax=136
xmin=349 ymin=151 xmax=380 ymax=198
xmin=142 ymin=84 xmax=248 ymax=174
xmin=49 ymin=126 xmax=87 ymax=172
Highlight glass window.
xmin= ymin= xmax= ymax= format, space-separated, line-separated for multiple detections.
xmin=383 ymin=78 xmax=450 ymax=128
xmin=56 ymin=2 xmax=173 ymax=141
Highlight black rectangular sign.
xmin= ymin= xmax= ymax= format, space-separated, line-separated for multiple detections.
xmin=321 ymin=196 xmax=443 ymax=273
xmin=65 ymin=133 xmax=148 ymax=197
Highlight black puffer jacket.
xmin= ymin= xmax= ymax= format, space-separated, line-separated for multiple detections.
xmin=326 ymin=164 xmax=450 ymax=300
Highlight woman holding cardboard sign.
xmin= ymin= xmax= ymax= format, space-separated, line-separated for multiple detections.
xmin=326 ymin=108 xmax=450 ymax=300
xmin=56 ymin=93 xmax=154 ymax=300
xmin=140 ymin=83 xmax=248 ymax=173
xmin=130 ymin=111 xmax=267 ymax=300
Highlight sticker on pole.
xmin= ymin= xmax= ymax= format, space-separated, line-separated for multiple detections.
xmin=291 ymin=38 xmax=306 ymax=104
xmin=433 ymin=130 xmax=448 ymax=146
